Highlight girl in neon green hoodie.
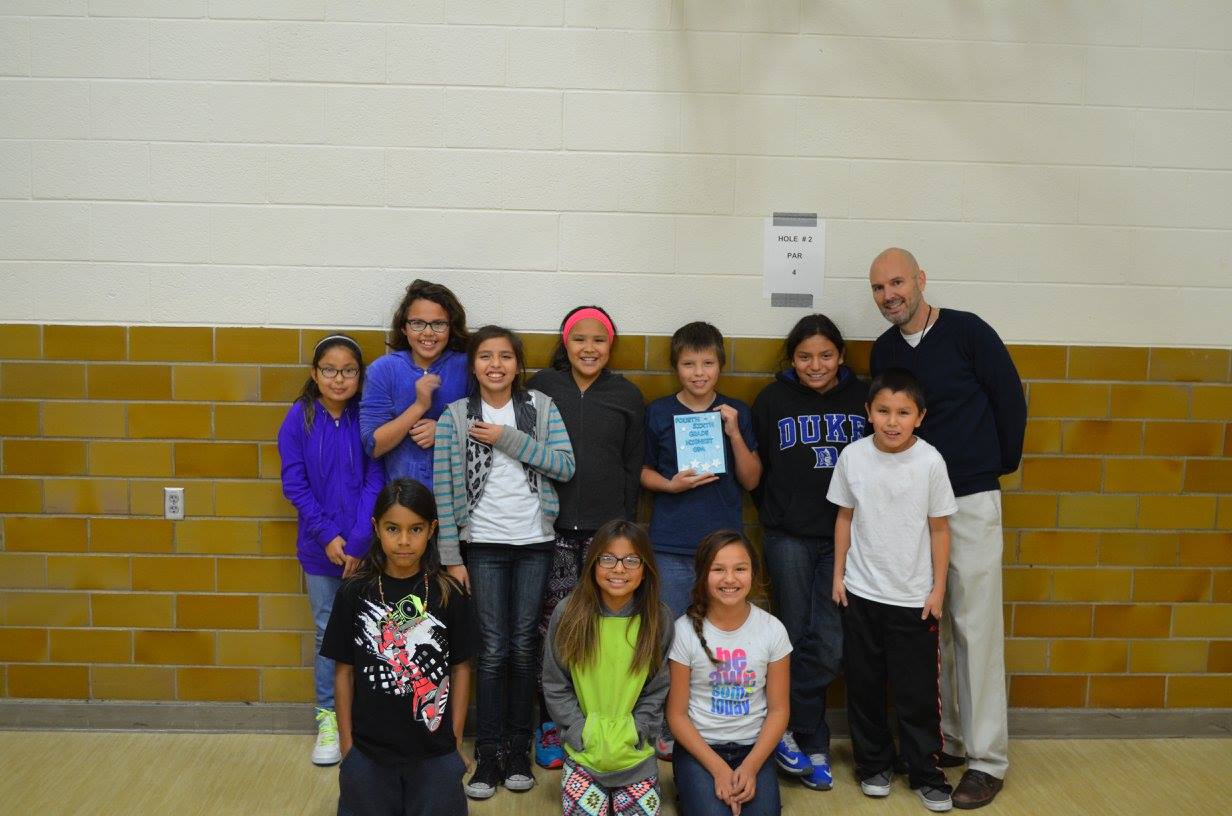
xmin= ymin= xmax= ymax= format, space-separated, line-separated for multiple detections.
xmin=543 ymin=519 xmax=674 ymax=816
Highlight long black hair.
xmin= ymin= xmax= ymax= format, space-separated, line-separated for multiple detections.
xmin=350 ymin=478 xmax=462 ymax=607
xmin=297 ymin=334 xmax=364 ymax=432
xmin=549 ymin=305 xmax=618 ymax=372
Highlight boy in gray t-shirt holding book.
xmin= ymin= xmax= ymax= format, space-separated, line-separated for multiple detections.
xmin=828 ymin=368 xmax=958 ymax=813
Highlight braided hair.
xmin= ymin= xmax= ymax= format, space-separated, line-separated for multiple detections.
xmin=685 ymin=530 xmax=764 ymax=665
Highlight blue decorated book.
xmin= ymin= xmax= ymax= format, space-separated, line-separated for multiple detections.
xmin=673 ymin=411 xmax=727 ymax=475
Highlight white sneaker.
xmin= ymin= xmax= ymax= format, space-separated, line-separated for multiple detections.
xmin=313 ymin=708 xmax=342 ymax=765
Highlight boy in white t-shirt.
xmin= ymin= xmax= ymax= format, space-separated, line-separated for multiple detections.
xmin=827 ymin=368 xmax=958 ymax=813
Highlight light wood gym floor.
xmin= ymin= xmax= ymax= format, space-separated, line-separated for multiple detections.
xmin=3 ymin=731 xmax=1229 ymax=815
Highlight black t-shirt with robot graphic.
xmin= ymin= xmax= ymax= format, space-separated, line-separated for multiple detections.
xmin=321 ymin=571 xmax=475 ymax=765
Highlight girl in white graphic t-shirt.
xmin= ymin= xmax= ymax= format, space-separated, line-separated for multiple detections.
xmin=666 ymin=530 xmax=792 ymax=816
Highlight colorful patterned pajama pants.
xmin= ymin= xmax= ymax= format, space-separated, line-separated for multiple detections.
xmin=537 ymin=531 xmax=593 ymax=714
xmin=561 ymin=758 xmax=660 ymax=816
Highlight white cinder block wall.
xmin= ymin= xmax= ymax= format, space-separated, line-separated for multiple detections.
xmin=0 ymin=0 xmax=1230 ymax=346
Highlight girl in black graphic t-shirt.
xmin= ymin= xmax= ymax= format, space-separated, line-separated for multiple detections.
xmin=322 ymin=478 xmax=476 ymax=816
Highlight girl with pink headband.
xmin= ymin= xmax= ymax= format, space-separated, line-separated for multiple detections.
xmin=526 ymin=305 xmax=647 ymax=771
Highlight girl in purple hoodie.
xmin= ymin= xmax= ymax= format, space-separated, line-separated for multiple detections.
xmin=278 ymin=334 xmax=386 ymax=768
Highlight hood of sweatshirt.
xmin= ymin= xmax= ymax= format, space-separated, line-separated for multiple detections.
xmin=773 ymin=364 xmax=862 ymax=403
xmin=752 ymin=365 xmax=868 ymax=539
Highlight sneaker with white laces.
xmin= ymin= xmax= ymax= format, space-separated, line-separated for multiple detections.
xmin=312 ymin=708 xmax=342 ymax=766
xmin=917 ymin=785 xmax=953 ymax=812
xmin=801 ymin=752 xmax=833 ymax=790
xmin=772 ymin=733 xmax=813 ymax=776
xmin=860 ymin=769 xmax=893 ymax=798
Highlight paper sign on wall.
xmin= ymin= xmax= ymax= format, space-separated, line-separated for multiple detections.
xmin=674 ymin=412 xmax=726 ymax=475
xmin=763 ymin=212 xmax=825 ymax=308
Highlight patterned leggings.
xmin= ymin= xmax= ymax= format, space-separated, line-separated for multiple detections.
xmin=561 ymin=757 xmax=660 ymax=816
xmin=537 ymin=531 xmax=593 ymax=717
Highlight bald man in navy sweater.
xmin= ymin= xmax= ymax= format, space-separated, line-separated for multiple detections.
xmin=868 ymin=248 xmax=1026 ymax=810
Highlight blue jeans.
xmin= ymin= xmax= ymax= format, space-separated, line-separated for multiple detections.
xmin=655 ymin=551 xmax=696 ymax=619
xmin=762 ymin=530 xmax=842 ymax=754
xmin=468 ymin=543 xmax=553 ymax=754
xmin=338 ymin=746 xmax=467 ymax=816
xmin=673 ymin=742 xmax=780 ymax=816
xmin=306 ymin=572 xmax=342 ymax=711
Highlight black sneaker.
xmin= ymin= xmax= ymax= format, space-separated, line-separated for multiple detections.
xmin=465 ymin=750 xmax=503 ymax=800
xmin=504 ymin=747 xmax=536 ymax=792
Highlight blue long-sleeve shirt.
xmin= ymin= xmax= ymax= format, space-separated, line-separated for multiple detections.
xmin=869 ymin=308 xmax=1027 ymax=497
xmin=278 ymin=399 xmax=386 ymax=576
xmin=358 ymin=349 xmax=469 ymax=488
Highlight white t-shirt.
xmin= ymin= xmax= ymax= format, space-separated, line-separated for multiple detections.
xmin=900 ymin=327 xmax=924 ymax=347
xmin=467 ymin=400 xmax=547 ymax=545
xmin=826 ymin=436 xmax=958 ymax=607
xmin=668 ymin=605 xmax=792 ymax=746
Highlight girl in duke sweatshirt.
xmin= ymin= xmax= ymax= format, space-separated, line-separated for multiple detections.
xmin=750 ymin=313 xmax=867 ymax=791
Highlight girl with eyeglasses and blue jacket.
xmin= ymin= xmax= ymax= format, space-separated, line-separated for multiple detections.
xmin=278 ymin=333 xmax=386 ymax=769
xmin=360 ymin=279 xmax=471 ymax=489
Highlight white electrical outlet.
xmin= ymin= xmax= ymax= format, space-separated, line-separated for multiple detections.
xmin=164 ymin=487 xmax=185 ymax=520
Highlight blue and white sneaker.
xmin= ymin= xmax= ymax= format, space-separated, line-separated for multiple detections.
xmin=802 ymin=752 xmax=833 ymax=790
xmin=534 ymin=722 xmax=564 ymax=770
xmin=773 ymin=733 xmax=813 ymax=776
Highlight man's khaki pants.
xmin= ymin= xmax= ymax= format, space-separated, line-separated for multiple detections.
xmin=940 ymin=489 xmax=1010 ymax=779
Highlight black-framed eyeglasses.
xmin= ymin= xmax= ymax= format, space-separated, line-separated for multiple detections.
xmin=597 ymin=554 xmax=643 ymax=570
xmin=317 ymin=366 xmax=360 ymax=380
xmin=405 ymin=319 xmax=449 ymax=334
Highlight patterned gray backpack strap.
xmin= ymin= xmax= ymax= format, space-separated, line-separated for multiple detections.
xmin=464 ymin=393 xmax=491 ymax=506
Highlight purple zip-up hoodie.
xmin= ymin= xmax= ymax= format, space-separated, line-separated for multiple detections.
xmin=278 ymin=399 xmax=386 ymax=577
xmin=359 ymin=348 xmax=469 ymax=489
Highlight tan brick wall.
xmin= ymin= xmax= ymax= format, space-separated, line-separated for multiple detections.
xmin=1 ymin=324 xmax=1229 ymax=708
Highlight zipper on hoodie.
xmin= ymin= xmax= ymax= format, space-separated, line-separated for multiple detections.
xmin=567 ymin=383 xmax=584 ymax=531
xmin=574 ymin=389 xmax=583 ymax=534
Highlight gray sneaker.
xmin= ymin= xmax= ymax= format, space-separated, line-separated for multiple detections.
xmin=917 ymin=785 xmax=953 ymax=812
xmin=860 ymin=770 xmax=893 ymax=798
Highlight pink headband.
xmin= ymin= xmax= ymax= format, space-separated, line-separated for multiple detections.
xmin=562 ymin=308 xmax=614 ymax=343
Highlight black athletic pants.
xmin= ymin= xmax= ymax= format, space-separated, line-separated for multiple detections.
xmin=842 ymin=591 xmax=950 ymax=791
